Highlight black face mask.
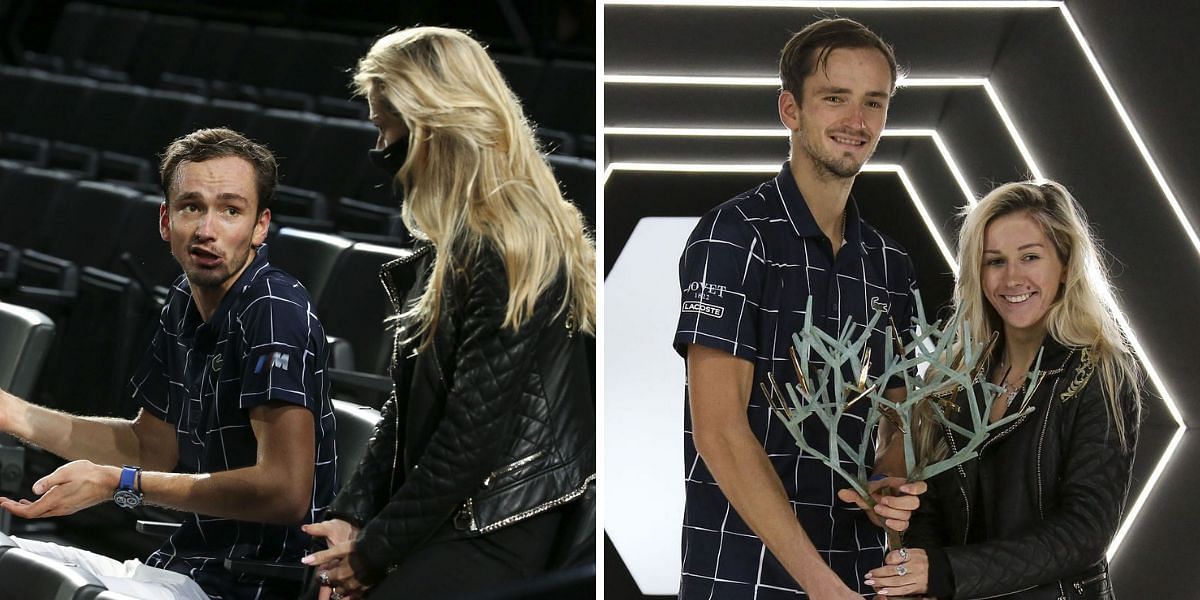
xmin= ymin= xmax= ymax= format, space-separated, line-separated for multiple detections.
xmin=367 ymin=135 xmax=409 ymax=176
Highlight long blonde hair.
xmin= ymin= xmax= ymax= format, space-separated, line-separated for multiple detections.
xmin=354 ymin=27 xmax=595 ymax=342
xmin=918 ymin=181 xmax=1141 ymax=462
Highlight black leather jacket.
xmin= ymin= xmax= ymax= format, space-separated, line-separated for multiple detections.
xmin=327 ymin=242 xmax=595 ymax=584
xmin=906 ymin=338 xmax=1139 ymax=600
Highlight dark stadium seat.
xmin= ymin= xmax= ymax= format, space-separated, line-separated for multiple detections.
xmin=230 ymin=26 xmax=303 ymax=92
xmin=171 ymin=21 xmax=250 ymax=82
xmin=318 ymin=241 xmax=409 ymax=407
xmin=0 ymin=547 xmax=108 ymax=600
xmin=273 ymin=184 xmax=331 ymax=226
xmin=187 ymin=98 xmax=259 ymax=135
xmin=315 ymin=96 xmax=368 ymax=120
xmin=268 ymin=227 xmax=353 ymax=305
xmin=493 ymin=53 xmax=547 ymax=106
xmin=0 ymin=301 xmax=55 ymax=400
xmin=11 ymin=72 xmax=95 ymax=141
xmin=113 ymin=193 xmax=178 ymax=293
xmin=292 ymin=31 xmax=366 ymax=98
xmin=40 ymin=267 xmax=149 ymax=418
xmin=30 ymin=2 xmax=103 ymax=70
xmin=0 ymin=166 xmax=75 ymax=250
xmin=245 ymin=108 xmax=322 ymax=185
xmin=548 ymin=154 xmax=596 ymax=231
xmin=292 ymin=116 xmax=376 ymax=204
xmin=74 ymin=82 xmax=148 ymax=149
xmin=79 ymin=7 xmax=149 ymax=73
xmin=44 ymin=180 xmax=141 ymax=269
xmin=335 ymin=196 xmax=399 ymax=236
xmin=537 ymin=127 xmax=577 ymax=156
xmin=126 ymin=13 xmax=201 ymax=86
xmin=532 ymin=59 xmax=594 ymax=135
xmin=112 ymin=88 xmax=204 ymax=159
xmin=0 ymin=66 xmax=42 ymax=134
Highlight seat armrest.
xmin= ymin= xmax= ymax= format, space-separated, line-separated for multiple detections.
xmin=223 ymin=558 xmax=308 ymax=582
xmin=135 ymin=520 xmax=181 ymax=538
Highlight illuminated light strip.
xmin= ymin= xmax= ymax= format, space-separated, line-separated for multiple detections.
xmin=603 ymin=74 xmax=988 ymax=87
xmin=1053 ymin=5 xmax=1191 ymax=561
xmin=981 ymin=81 xmax=1044 ymax=180
xmin=605 ymin=0 xmax=1060 ymax=8
xmin=604 ymin=126 xmax=786 ymax=137
xmin=603 ymin=74 xmax=780 ymax=86
xmin=605 ymin=161 xmax=959 ymax=270
xmin=1107 ymin=425 xmax=1186 ymax=562
xmin=604 ymin=126 xmax=979 ymax=206
xmin=605 ymin=75 xmax=1042 ymax=180
xmin=870 ymin=164 xmax=958 ymax=269
xmin=1058 ymin=5 xmax=1200 ymax=262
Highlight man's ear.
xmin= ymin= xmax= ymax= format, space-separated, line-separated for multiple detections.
xmin=779 ymin=89 xmax=801 ymax=131
xmin=158 ymin=202 xmax=170 ymax=242
xmin=253 ymin=208 xmax=271 ymax=246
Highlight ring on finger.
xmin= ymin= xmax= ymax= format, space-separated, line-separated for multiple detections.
xmin=896 ymin=564 xmax=908 ymax=576
xmin=318 ymin=571 xmax=330 ymax=586
xmin=331 ymin=590 xmax=344 ymax=600
xmin=898 ymin=547 xmax=909 ymax=562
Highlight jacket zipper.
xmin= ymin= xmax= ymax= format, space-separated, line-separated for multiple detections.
xmin=381 ymin=243 xmax=433 ymax=495
xmin=943 ymin=428 xmax=971 ymax=544
xmin=483 ymin=450 xmax=546 ymax=488
xmin=1073 ymin=572 xmax=1107 ymax=595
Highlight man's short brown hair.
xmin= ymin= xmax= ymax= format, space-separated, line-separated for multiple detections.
xmin=779 ymin=18 xmax=899 ymax=99
xmin=158 ymin=128 xmax=278 ymax=213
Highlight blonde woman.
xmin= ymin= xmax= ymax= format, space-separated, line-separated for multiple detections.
xmin=867 ymin=182 xmax=1141 ymax=599
xmin=300 ymin=27 xmax=596 ymax=599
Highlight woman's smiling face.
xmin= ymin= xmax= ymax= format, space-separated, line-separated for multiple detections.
xmin=981 ymin=211 xmax=1066 ymax=339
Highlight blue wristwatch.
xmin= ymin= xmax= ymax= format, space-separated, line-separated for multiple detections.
xmin=113 ymin=465 xmax=143 ymax=509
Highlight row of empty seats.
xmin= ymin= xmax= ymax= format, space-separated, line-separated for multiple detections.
xmin=0 ymin=64 xmax=597 ymax=234
xmin=21 ymin=2 xmax=595 ymax=138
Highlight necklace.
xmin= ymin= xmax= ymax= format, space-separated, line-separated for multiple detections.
xmin=994 ymin=362 xmax=1027 ymax=403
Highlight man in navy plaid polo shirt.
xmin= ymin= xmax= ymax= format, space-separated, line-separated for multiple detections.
xmin=673 ymin=19 xmax=927 ymax=600
xmin=0 ymin=128 xmax=335 ymax=600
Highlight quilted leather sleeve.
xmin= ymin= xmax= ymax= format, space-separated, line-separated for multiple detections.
xmin=946 ymin=379 xmax=1138 ymax=598
xmin=348 ymin=248 xmax=553 ymax=584
xmin=904 ymin=468 xmax=951 ymax=550
xmin=326 ymin=391 xmax=403 ymax=527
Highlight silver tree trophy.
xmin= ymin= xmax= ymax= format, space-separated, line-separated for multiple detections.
xmin=761 ymin=294 xmax=1043 ymax=556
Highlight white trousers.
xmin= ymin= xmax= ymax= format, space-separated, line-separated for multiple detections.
xmin=10 ymin=536 xmax=210 ymax=600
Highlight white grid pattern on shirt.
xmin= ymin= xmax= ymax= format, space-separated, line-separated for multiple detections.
xmin=675 ymin=168 xmax=918 ymax=599
xmin=131 ymin=249 xmax=336 ymax=600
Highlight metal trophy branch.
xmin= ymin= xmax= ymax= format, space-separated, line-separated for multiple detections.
xmin=761 ymin=294 xmax=1042 ymax=505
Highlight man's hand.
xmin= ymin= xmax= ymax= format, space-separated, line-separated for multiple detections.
xmin=0 ymin=460 xmax=119 ymax=519
xmin=836 ymin=477 xmax=926 ymax=532
xmin=865 ymin=547 xmax=930 ymax=597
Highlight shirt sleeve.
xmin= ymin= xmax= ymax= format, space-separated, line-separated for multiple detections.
xmin=235 ymin=277 xmax=322 ymax=411
xmin=673 ymin=204 xmax=766 ymax=362
xmin=128 ymin=312 xmax=171 ymax=421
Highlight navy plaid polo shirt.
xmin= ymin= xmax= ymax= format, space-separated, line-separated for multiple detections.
xmin=129 ymin=244 xmax=337 ymax=600
xmin=673 ymin=163 xmax=920 ymax=599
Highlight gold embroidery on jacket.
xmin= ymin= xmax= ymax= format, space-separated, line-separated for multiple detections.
xmin=1060 ymin=348 xmax=1095 ymax=403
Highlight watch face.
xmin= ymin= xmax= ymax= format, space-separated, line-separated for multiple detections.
xmin=114 ymin=489 xmax=142 ymax=509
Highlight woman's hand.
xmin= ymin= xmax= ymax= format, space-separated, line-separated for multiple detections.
xmin=302 ymin=518 xmax=360 ymax=548
xmin=865 ymin=547 xmax=929 ymax=596
xmin=302 ymin=539 xmax=368 ymax=600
